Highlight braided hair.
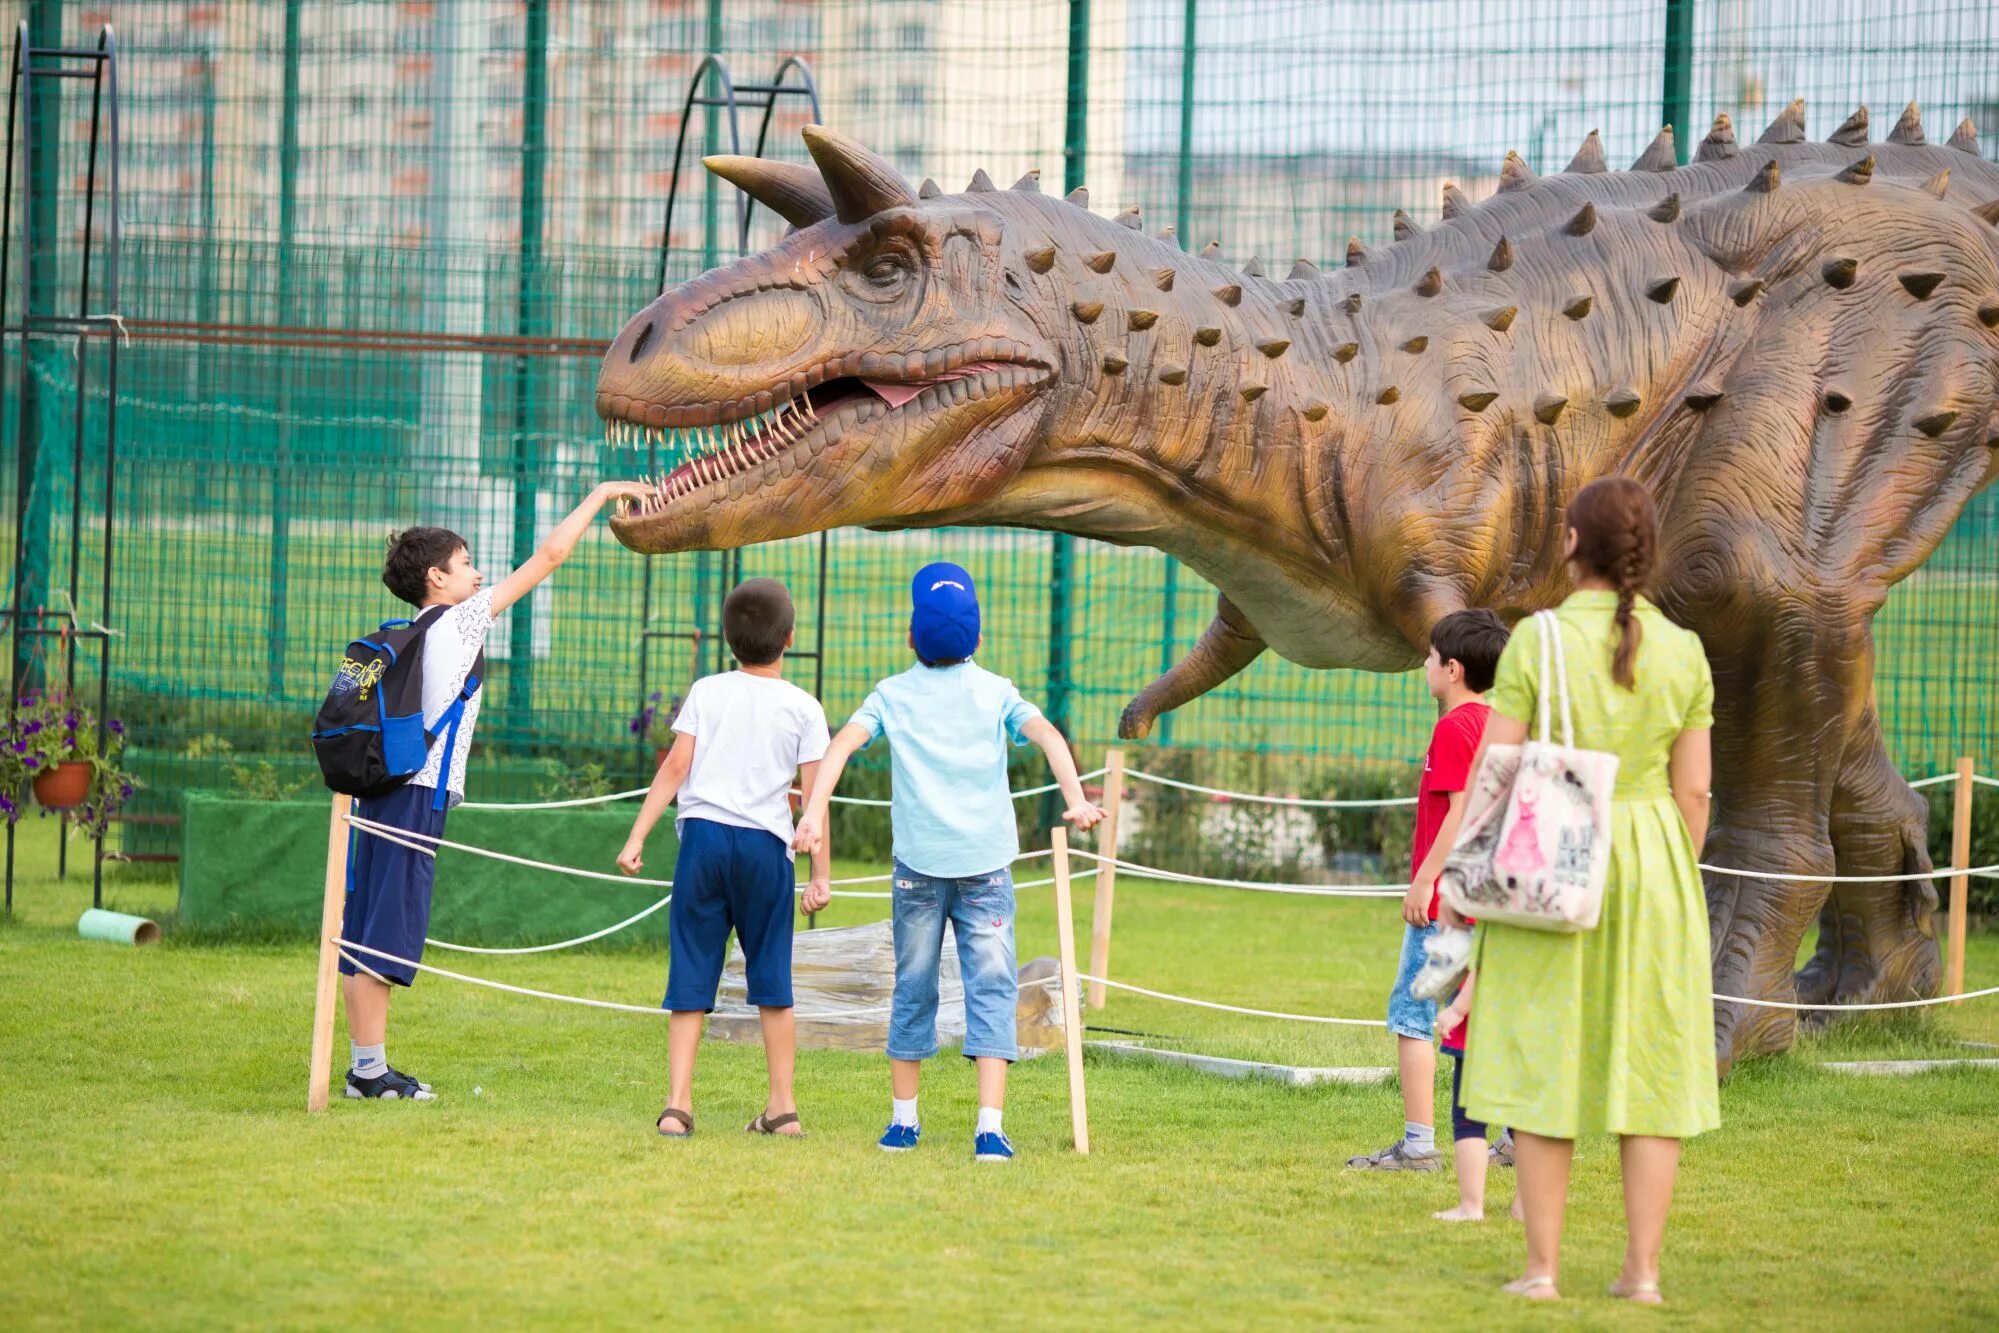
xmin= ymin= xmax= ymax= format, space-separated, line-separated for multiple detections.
xmin=1565 ymin=478 xmax=1658 ymax=689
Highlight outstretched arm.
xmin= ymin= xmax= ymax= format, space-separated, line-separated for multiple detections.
xmin=491 ymin=481 xmax=652 ymax=615
xmin=793 ymin=723 xmax=871 ymax=856
xmin=617 ymin=733 xmax=694 ymax=875
xmin=1021 ymin=716 xmax=1104 ymax=830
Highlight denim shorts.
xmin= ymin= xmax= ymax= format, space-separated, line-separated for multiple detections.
xmin=889 ymin=859 xmax=1018 ymax=1062
xmin=1385 ymin=921 xmax=1438 ymax=1040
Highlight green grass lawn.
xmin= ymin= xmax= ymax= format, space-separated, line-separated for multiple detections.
xmin=3 ymin=819 xmax=1997 ymax=1330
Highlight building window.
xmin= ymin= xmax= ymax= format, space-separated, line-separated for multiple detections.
xmin=896 ymin=82 xmax=923 ymax=110
xmin=899 ymin=22 xmax=927 ymax=50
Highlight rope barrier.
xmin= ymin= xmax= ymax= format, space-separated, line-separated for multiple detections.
xmin=1697 ymin=860 xmax=1999 ymax=884
xmin=1065 ymin=849 xmax=1405 ymax=896
xmin=335 ymin=939 xmax=898 ymax=1019
xmin=1079 ymin=974 xmax=1386 ymax=1026
xmin=426 ymin=895 xmax=673 ymax=955
xmin=457 ymin=768 xmax=1107 ymax=812
xmin=1123 ymin=767 xmax=1418 ymax=808
xmin=1714 ymin=985 xmax=1999 ymax=1011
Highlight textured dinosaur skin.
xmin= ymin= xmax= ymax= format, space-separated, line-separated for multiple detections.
xmin=595 ymin=109 xmax=1999 ymax=1069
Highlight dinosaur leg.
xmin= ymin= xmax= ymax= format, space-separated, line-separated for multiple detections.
xmin=1795 ymin=706 xmax=1941 ymax=1013
xmin=1117 ymin=594 xmax=1266 ymax=740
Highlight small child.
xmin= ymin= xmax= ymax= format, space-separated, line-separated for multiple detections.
xmin=793 ymin=562 xmax=1103 ymax=1162
xmin=1349 ymin=608 xmax=1509 ymax=1171
xmin=1431 ymin=970 xmax=1520 ymax=1222
xmin=341 ymin=482 xmax=648 ymax=1101
xmin=617 ymin=578 xmax=832 ymax=1138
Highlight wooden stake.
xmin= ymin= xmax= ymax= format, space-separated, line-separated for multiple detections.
xmin=1948 ymin=756 xmax=1973 ymax=1004
xmin=1050 ymin=827 xmax=1091 ymax=1154
xmin=307 ymin=793 xmax=352 ymax=1112
xmin=1087 ymin=747 xmax=1126 ymax=1009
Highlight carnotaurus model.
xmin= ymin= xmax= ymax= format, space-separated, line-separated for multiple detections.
xmin=596 ymin=107 xmax=1999 ymax=1069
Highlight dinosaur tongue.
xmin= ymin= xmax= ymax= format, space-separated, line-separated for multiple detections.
xmin=861 ymin=361 xmax=1007 ymax=409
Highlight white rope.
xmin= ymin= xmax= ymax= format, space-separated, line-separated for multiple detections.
xmin=1909 ymin=773 xmax=1959 ymax=789
xmin=1716 ymin=985 xmax=1999 ymax=1011
xmin=335 ymin=939 xmax=896 ymax=1019
xmin=1698 ymin=860 xmax=1999 ymax=884
xmin=458 ymin=768 xmax=1107 ymax=812
xmin=1121 ymin=767 xmax=1418 ymax=809
xmin=1972 ymin=774 xmax=1999 ymax=789
xmin=1080 ymin=974 xmax=1386 ymax=1026
xmin=426 ymin=895 xmax=674 ymax=955
xmin=1064 ymin=849 xmax=1405 ymax=896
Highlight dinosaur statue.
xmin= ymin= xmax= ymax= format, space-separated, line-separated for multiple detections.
xmin=593 ymin=108 xmax=1999 ymax=1069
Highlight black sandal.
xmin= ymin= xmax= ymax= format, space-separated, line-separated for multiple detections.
xmin=745 ymin=1110 xmax=803 ymax=1136
xmin=656 ymin=1106 xmax=693 ymax=1138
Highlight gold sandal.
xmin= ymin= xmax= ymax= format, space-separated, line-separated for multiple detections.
xmin=1503 ymin=1275 xmax=1559 ymax=1299
xmin=1608 ymin=1280 xmax=1662 ymax=1303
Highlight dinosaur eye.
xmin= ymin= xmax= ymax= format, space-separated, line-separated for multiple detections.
xmin=862 ymin=252 xmax=911 ymax=288
xmin=842 ymin=237 xmax=921 ymax=304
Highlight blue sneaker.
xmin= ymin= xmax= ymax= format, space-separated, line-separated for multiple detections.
xmin=973 ymin=1130 xmax=1015 ymax=1163
xmin=879 ymin=1122 xmax=921 ymax=1152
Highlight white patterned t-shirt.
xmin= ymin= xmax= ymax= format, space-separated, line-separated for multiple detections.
xmin=410 ymin=589 xmax=494 ymax=804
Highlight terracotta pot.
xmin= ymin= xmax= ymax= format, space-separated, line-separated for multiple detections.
xmin=32 ymin=759 xmax=93 ymax=810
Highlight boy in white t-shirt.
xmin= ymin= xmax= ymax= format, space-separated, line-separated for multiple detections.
xmin=618 ymin=578 xmax=831 ymax=1138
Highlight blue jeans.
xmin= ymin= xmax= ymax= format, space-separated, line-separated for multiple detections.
xmin=888 ymin=859 xmax=1018 ymax=1062
xmin=1385 ymin=921 xmax=1438 ymax=1040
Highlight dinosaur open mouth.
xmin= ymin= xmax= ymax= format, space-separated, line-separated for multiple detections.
xmin=600 ymin=350 xmax=1047 ymax=520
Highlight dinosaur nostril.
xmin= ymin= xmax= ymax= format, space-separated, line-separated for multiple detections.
xmin=629 ymin=322 xmax=654 ymax=363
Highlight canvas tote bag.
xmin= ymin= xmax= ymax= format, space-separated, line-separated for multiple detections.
xmin=1437 ymin=610 xmax=1619 ymax=932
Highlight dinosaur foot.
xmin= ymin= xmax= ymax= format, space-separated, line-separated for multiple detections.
xmin=1116 ymin=699 xmax=1157 ymax=741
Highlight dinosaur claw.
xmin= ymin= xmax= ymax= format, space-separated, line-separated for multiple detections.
xmin=1116 ymin=701 xmax=1156 ymax=741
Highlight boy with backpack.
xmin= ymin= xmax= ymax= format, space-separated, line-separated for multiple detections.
xmin=320 ymin=481 xmax=647 ymax=1101
xmin=792 ymin=562 xmax=1103 ymax=1162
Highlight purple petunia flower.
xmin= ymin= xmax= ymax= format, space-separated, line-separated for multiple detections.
xmin=119 ymin=782 xmax=133 ymax=798
xmin=23 ymin=756 xmax=37 ymax=769
xmin=62 ymin=713 xmax=76 ymax=729
xmin=108 ymin=719 xmax=124 ymax=736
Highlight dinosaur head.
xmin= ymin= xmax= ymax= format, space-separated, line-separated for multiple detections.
xmin=598 ymin=126 xmax=1061 ymax=553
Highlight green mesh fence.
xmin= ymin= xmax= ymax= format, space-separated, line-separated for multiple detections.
xmin=3 ymin=1 xmax=1996 ymax=862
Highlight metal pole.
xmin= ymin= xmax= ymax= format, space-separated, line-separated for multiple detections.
xmin=508 ymin=0 xmax=551 ymax=734
xmin=1158 ymin=0 xmax=1197 ymax=747
xmin=695 ymin=0 xmax=724 ymax=671
xmin=18 ymin=0 xmax=60 ymax=692
xmin=1045 ymin=0 xmax=1090 ymax=810
xmin=269 ymin=0 xmax=301 ymax=699
xmin=1662 ymin=0 xmax=1693 ymax=165
xmin=94 ymin=22 xmax=120 ymax=908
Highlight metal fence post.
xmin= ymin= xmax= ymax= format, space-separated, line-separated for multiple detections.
xmin=507 ymin=0 xmax=551 ymax=735
xmin=1662 ymin=0 xmax=1693 ymax=164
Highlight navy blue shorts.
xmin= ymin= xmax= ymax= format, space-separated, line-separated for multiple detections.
xmin=665 ymin=818 xmax=795 ymax=1012
xmin=338 ymin=783 xmax=447 ymax=987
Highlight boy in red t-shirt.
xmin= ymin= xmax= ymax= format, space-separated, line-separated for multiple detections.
xmin=1348 ymin=610 xmax=1509 ymax=1172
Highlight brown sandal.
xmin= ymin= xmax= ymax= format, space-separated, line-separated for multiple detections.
xmin=745 ymin=1110 xmax=803 ymax=1136
xmin=656 ymin=1106 xmax=693 ymax=1138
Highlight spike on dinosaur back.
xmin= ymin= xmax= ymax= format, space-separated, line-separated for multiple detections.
xmin=1376 ymin=386 xmax=1401 ymax=405
xmin=1900 ymin=272 xmax=1944 ymax=300
xmin=1194 ymin=327 xmax=1222 ymax=346
xmin=1151 ymin=267 xmax=1176 ymax=291
xmin=1730 ymin=280 xmax=1766 ymax=306
xmin=1916 ymin=410 xmax=1958 ymax=438
xmin=1241 ymin=384 xmax=1268 ymax=402
xmin=1823 ymin=258 xmax=1859 ymax=289
xmin=1488 ymin=237 xmax=1514 ymax=271
xmin=1631 ymin=125 xmax=1678 ymax=172
xmin=1685 ymin=384 xmax=1724 ymax=411
xmin=1415 ymin=267 xmax=1443 ymax=298
xmin=1283 ymin=297 xmax=1306 ymax=316
xmin=1499 ymin=151 xmax=1536 ymax=193
xmin=967 ymin=168 xmax=996 ymax=192
xmin=1128 ymin=310 xmax=1160 ymax=331
xmin=1241 ymin=256 xmax=1266 ymax=278
xmin=1024 ymin=245 xmax=1057 ymax=275
xmin=1923 ymin=169 xmax=1950 ymax=198
xmin=1071 ymin=300 xmax=1104 ymax=324
xmin=1565 ymin=129 xmax=1607 ymax=174
xmin=1949 ymin=118 xmax=1980 ymax=154
xmin=1564 ymin=202 xmax=1598 ymax=236
xmin=1648 ymin=276 xmax=1682 ymax=303
xmin=1214 ymin=283 xmax=1242 ymax=307
xmin=1398 ymin=336 xmax=1427 ymax=354
xmin=1745 ymin=160 xmax=1780 ymax=194
xmin=1115 ymin=206 xmax=1143 ymax=229
xmin=1606 ymin=389 xmax=1642 ymax=418
xmin=1441 ymin=184 xmax=1470 ymax=219
xmin=1823 ymin=389 xmax=1853 ymax=414
xmin=1392 ymin=210 xmax=1420 ymax=242
xmin=1301 ymin=401 xmax=1330 ymax=422
xmin=1980 ymin=304 xmax=1999 ymax=327
xmin=1759 ymin=98 xmax=1807 ymax=144
xmin=1101 ymin=353 xmax=1128 ymax=375
xmin=1158 ymin=365 xmax=1188 ymax=385
xmin=1483 ymin=306 xmax=1518 ymax=332
xmin=1085 ymin=251 xmax=1117 ymax=274
xmin=1533 ymin=394 xmax=1568 ymax=425
xmin=1011 ymin=170 xmax=1041 ymax=192
xmin=1066 ymin=186 xmax=1089 ymax=208
xmin=1888 ymin=102 xmax=1925 ymax=145
xmin=1156 ymin=224 xmax=1177 ymax=242
xmin=917 ymin=177 xmax=940 ymax=199
xmin=1287 ymin=258 xmax=1319 ymax=281
xmin=1648 ymin=193 xmax=1682 ymax=222
xmin=1695 ymin=113 xmax=1738 ymax=163
xmin=1199 ymin=240 xmax=1222 ymax=258
xmin=1342 ymin=292 xmax=1364 ymax=314
xmin=1346 ymin=236 xmax=1367 ymax=267
xmin=1457 ymin=391 xmax=1498 ymax=413
xmin=1974 ymin=200 xmax=1999 ymax=226
xmin=1564 ymin=295 xmax=1593 ymax=319
xmin=1828 ymin=106 xmax=1869 ymax=146
xmin=1257 ymin=338 xmax=1291 ymax=359
xmin=1333 ymin=341 xmax=1359 ymax=363
xmin=1837 ymin=155 xmax=1875 ymax=185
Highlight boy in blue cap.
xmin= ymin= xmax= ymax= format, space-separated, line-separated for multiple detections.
xmin=794 ymin=561 xmax=1103 ymax=1161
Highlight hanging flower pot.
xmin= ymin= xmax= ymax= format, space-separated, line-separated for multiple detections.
xmin=33 ymin=759 xmax=93 ymax=810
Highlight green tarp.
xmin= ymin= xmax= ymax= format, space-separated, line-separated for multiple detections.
xmin=179 ymin=792 xmax=679 ymax=947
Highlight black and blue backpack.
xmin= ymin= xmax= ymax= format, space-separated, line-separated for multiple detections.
xmin=311 ymin=606 xmax=483 ymax=806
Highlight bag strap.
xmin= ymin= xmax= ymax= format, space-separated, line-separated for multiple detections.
xmin=1535 ymin=610 xmax=1576 ymax=748
xmin=1534 ymin=611 xmax=1554 ymax=745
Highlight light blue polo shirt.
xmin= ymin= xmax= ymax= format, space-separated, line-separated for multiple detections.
xmin=849 ymin=662 xmax=1043 ymax=879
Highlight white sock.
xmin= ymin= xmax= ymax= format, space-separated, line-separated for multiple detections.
xmin=891 ymin=1096 xmax=919 ymax=1128
xmin=1404 ymin=1120 xmax=1435 ymax=1152
xmin=351 ymin=1042 xmax=387 ymax=1080
xmin=977 ymin=1106 xmax=1004 ymax=1137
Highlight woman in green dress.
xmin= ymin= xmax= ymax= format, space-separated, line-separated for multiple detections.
xmin=1447 ymin=478 xmax=1720 ymax=1303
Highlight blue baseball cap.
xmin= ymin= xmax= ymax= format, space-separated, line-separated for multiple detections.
xmin=910 ymin=562 xmax=980 ymax=662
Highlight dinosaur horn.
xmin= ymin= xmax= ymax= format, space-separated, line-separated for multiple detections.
xmin=1948 ymin=118 xmax=1979 ymax=154
xmin=1631 ymin=125 xmax=1677 ymax=171
xmin=1827 ymin=106 xmax=1869 ymax=146
xmin=1887 ymin=102 xmax=1924 ymax=145
xmin=703 ymin=155 xmax=835 ymax=229
xmin=1757 ymin=98 xmax=1806 ymax=144
xmin=1564 ymin=130 xmax=1607 ymax=173
xmin=1694 ymin=112 xmax=1738 ymax=162
xmin=801 ymin=124 xmax=916 ymax=224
